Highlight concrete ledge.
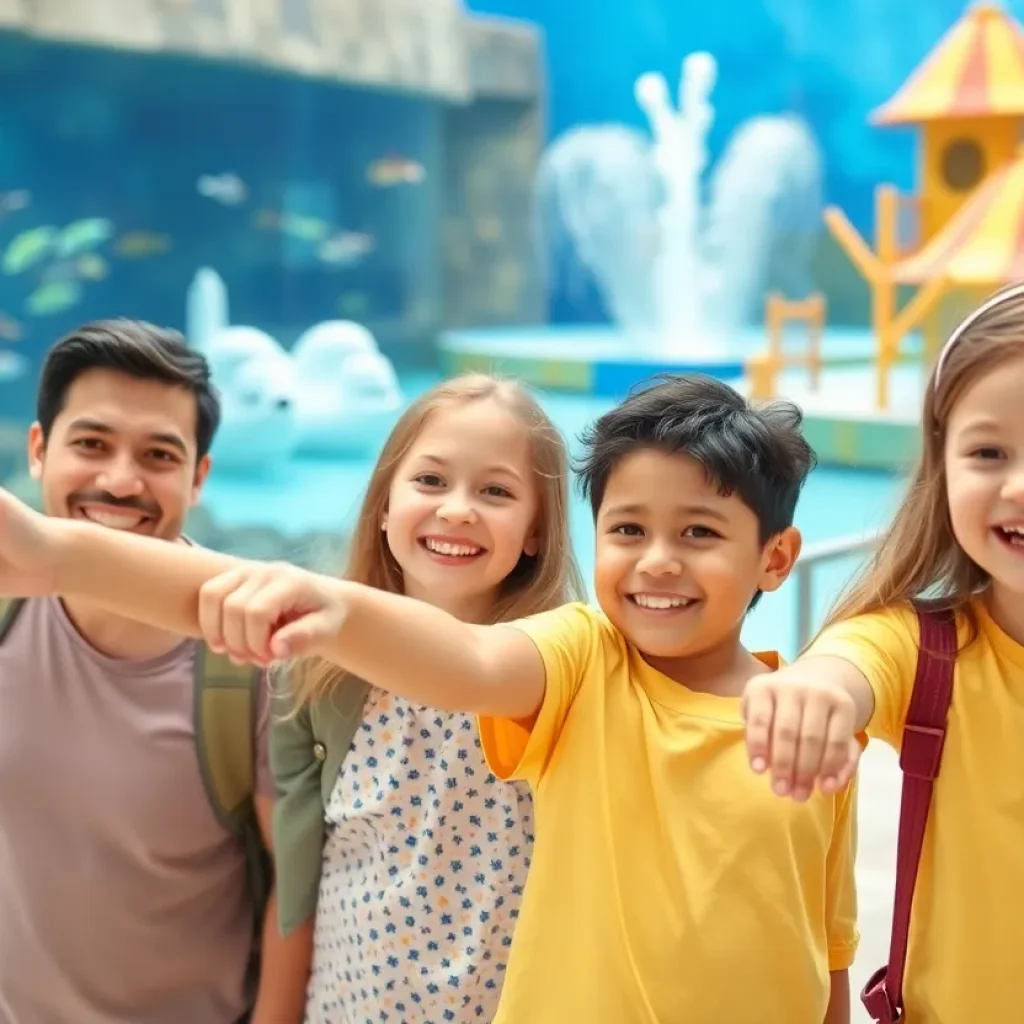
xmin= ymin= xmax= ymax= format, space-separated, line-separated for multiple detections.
xmin=801 ymin=413 xmax=918 ymax=472
xmin=1 ymin=0 xmax=544 ymax=103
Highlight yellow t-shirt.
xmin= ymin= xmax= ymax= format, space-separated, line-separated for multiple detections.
xmin=479 ymin=602 xmax=858 ymax=1024
xmin=808 ymin=597 xmax=1024 ymax=1024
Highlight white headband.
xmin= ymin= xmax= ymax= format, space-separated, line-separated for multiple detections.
xmin=934 ymin=280 xmax=1024 ymax=388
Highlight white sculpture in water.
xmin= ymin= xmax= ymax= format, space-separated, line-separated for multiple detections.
xmin=187 ymin=269 xmax=298 ymax=472
xmin=291 ymin=320 xmax=403 ymax=457
xmin=186 ymin=268 xmax=404 ymax=470
xmin=534 ymin=52 xmax=824 ymax=359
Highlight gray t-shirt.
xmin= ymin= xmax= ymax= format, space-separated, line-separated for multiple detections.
xmin=0 ymin=597 xmax=272 ymax=1024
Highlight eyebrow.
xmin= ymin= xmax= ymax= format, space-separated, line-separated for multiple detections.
xmin=956 ymin=418 xmax=1002 ymax=435
xmin=67 ymin=418 xmax=189 ymax=456
xmin=418 ymin=453 xmax=523 ymax=481
xmin=601 ymin=501 xmax=730 ymax=523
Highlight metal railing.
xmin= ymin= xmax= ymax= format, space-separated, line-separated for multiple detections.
xmin=793 ymin=529 xmax=880 ymax=650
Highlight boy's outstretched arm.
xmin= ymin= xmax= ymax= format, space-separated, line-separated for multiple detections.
xmin=742 ymin=657 xmax=874 ymax=801
xmin=22 ymin=503 xmax=547 ymax=720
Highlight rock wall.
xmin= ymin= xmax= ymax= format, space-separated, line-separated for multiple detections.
xmin=441 ymin=99 xmax=546 ymax=328
xmin=0 ymin=0 xmax=543 ymax=104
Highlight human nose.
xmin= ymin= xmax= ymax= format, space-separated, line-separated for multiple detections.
xmin=95 ymin=455 xmax=146 ymax=497
xmin=636 ymin=540 xmax=682 ymax=576
xmin=436 ymin=489 xmax=478 ymax=524
xmin=1001 ymin=464 xmax=1024 ymax=503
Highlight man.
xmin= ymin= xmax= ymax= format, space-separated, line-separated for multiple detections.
xmin=0 ymin=320 xmax=306 ymax=1024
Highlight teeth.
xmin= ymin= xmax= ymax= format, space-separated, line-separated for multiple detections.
xmin=425 ymin=538 xmax=482 ymax=557
xmin=1000 ymin=526 xmax=1024 ymax=546
xmin=81 ymin=508 xmax=145 ymax=530
xmin=1001 ymin=526 xmax=1024 ymax=536
xmin=632 ymin=594 xmax=693 ymax=610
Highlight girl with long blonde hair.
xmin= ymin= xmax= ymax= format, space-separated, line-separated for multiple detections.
xmin=267 ymin=372 xmax=583 ymax=1021
xmin=741 ymin=283 xmax=1024 ymax=1022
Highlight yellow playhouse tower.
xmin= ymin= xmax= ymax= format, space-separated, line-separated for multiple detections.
xmin=826 ymin=1 xmax=1024 ymax=407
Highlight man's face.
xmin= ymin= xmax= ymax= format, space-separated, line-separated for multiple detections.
xmin=29 ymin=368 xmax=210 ymax=541
xmin=593 ymin=448 xmax=799 ymax=673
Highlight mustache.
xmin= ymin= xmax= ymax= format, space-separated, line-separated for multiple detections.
xmin=69 ymin=491 xmax=161 ymax=517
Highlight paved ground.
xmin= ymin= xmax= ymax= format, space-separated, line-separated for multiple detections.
xmin=848 ymin=742 xmax=903 ymax=1021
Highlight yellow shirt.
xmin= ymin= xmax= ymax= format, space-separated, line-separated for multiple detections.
xmin=480 ymin=603 xmax=858 ymax=1024
xmin=808 ymin=597 xmax=1024 ymax=1024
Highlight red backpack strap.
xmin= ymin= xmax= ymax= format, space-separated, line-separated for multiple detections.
xmin=861 ymin=604 xmax=958 ymax=1023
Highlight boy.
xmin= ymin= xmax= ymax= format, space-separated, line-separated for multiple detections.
xmin=0 ymin=375 xmax=857 ymax=1023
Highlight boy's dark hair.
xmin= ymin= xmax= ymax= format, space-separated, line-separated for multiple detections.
xmin=36 ymin=319 xmax=221 ymax=459
xmin=576 ymin=373 xmax=816 ymax=541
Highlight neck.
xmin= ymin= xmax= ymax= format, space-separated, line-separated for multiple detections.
xmin=60 ymin=595 xmax=185 ymax=661
xmin=402 ymin=580 xmax=495 ymax=624
xmin=987 ymin=584 xmax=1024 ymax=647
xmin=643 ymin=627 xmax=764 ymax=697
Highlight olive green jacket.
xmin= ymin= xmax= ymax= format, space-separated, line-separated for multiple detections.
xmin=269 ymin=676 xmax=368 ymax=936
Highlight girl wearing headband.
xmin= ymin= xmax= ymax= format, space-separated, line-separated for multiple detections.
xmin=742 ymin=281 xmax=1024 ymax=1022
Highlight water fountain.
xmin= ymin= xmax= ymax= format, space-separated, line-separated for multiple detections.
xmin=634 ymin=52 xmax=718 ymax=357
xmin=438 ymin=51 xmax=824 ymax=395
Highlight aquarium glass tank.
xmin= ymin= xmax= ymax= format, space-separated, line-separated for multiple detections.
xmin=0 ymin=33 xmax=441 ymax=403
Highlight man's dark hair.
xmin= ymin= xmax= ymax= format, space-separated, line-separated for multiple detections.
xmin=36 ymin=319 xmax=221 ymax=458
xmin=576 ymin=373 xmax=817 ymax=541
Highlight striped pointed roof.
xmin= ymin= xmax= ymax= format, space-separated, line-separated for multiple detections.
xmin=893 ymin=148 xmax=1024 ymax=283
xmin=873 ymin=3 xmax=1024 ymax=125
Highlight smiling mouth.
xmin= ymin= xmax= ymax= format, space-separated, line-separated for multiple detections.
xmin=419 ymin=537 xmax=486 ymax=560
xmin=994 ymin=525 xmax=1024 ymax=549
xmin=74 ymin=505 xmax=153 ymax=532
xmin=628 ymin=593 xmax=699 ymax=612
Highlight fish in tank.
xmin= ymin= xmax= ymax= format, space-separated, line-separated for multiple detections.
xmin=0 ymin=33 xmax=441 ymax=362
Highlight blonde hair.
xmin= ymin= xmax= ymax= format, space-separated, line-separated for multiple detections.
xmin=823 ymin=284 xmax=1024 ymax=638
xmin=290 ymin=372 xmax=585 ymax=708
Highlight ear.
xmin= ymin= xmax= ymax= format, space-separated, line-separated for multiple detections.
xmin=522 ymin=522 xmax=540 ymax=557
xmin=757 ymin=526 xmax=802 ymax=595
xmin=190 ymin=454 xmax=212 ymax=507
xmin=381 ymin=512 xmax=388 ymax=531
xmin=27 ymin=422 xmax=45 ymax=480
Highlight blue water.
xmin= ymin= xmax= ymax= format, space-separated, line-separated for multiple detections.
xmin=201 ymin=372 xmax=905 ymax=657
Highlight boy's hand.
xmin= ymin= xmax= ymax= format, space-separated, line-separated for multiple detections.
xmin=742 ymin=666 xmax=862 ymax=801
xmin=199 ymin=563 xmax=350 ymax=666
xmin=0 ymin=488 xmax=61 ymax=598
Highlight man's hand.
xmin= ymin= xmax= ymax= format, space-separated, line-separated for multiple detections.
xmin=0 ymin=487 xmax=62 ymax=598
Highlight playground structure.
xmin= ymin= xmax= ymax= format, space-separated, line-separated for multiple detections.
xmin=747 ymin=292 xmax=825 ymax=400
xmin=819 ymin=1 xmax=1024 ymax=408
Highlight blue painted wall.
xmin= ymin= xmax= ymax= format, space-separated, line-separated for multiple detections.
xmin=469 ymin=0 xmax=1009 ymax=231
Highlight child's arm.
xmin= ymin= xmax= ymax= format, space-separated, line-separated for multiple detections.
xmin=823 ymin=971 xmax=850 ymax=1024
xmin=741 ymin=657 xmax=874 ymax=801
xmin=250 ymin=795 xmax=313 ymax=1024
xmin=40 ymin=509 xmax=547 ymax=719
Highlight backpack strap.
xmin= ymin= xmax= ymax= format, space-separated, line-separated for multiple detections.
xmin=193 ymin=645 xmax=271 ymax=1005
xmin=861 ymin=604 xmax=958 ymax=1023
xmin=194 ymin=645 xmax=262 ymax=835
xmin=0 ymin=598 xmax=26 ymax=644
xmin=270 ymin=673 xmax=369 ymax=937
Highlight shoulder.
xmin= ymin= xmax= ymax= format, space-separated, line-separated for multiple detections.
xmin=504 ymin=602 xmax=620 ymax=662
xmin=507 ymin=601 xmax=613 ymax=640
xmin=0 ymin=595 xmax=49 ymax=630
xmin=807 ymin=602 xmax=922 ymax=661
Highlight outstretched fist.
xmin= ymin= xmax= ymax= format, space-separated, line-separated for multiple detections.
xmin=742 ymin=663 xmax=864 ymax=801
